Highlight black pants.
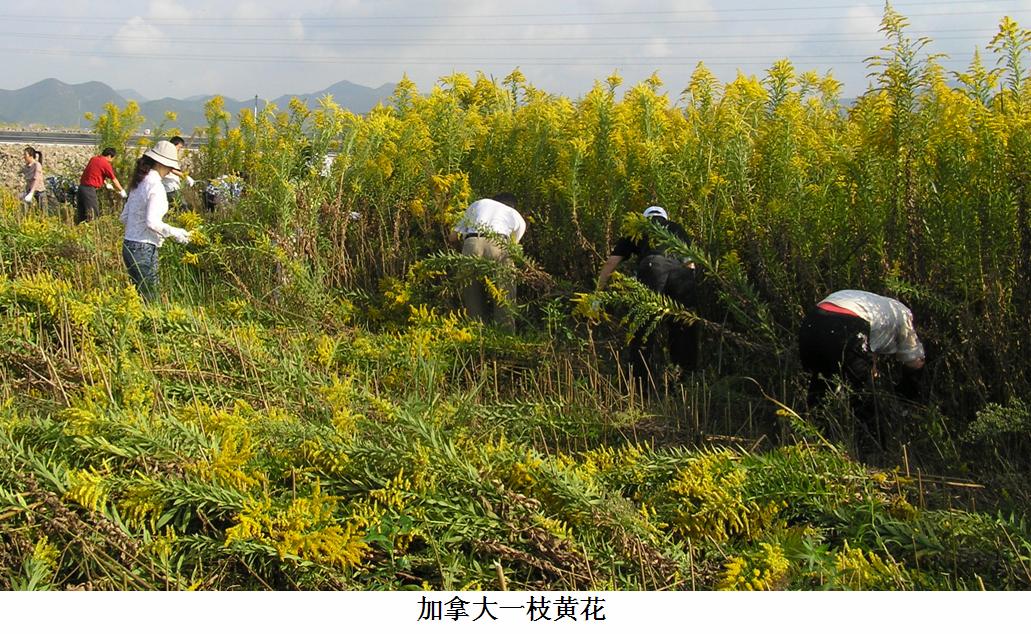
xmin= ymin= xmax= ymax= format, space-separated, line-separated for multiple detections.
xmin=75 ymin=185 xmax=99 ymax=224
xmin=627 ymin=255 xmax=699 ymax=382
xmin=797 ymin=306 xmax=891 ymax=455
xmin=798 ymin=307 xmax=873 ymax=407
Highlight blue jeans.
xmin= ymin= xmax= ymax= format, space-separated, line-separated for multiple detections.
xmin=122 ymin=240 xmax=159 ymax=302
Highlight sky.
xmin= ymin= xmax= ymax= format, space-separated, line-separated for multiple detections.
xmin=3 ymin=0 xmax=1030 ymax=101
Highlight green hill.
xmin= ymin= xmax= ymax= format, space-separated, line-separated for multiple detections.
xmin=0 ymin=78 xmax=397 ymax=131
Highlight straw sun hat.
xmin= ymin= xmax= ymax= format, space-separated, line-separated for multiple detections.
xmin=144 ymin=140 xmax=181 ymax=171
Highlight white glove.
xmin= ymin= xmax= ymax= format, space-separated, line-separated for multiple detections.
xmin=105 ymin=182 xmax=114 ymax=190
xmin=171 ymin=228 xmax=191 ymax=245
xmin=119 ymin=190 xmax=128 ymax=199
xmin=23 ymin=192 xmax=33 ymax=203
xmin=185 ymin=176 xmax=196 ymax=187
xmin=589 ymin=298 xmax=603 ymax=313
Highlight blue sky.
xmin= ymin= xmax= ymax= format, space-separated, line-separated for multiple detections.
xmin=3 ymin=0 xmax=1029 ymax=100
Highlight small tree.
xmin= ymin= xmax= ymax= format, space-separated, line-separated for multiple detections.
xmin=84 ymin=101 xmax=146 ymax=182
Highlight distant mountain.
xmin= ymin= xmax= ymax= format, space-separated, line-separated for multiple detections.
xmin=117 ymin=88 xmax=149 ymax=102
xmin=0 ymin=78 xmax=125 ymax=127
xmin=272 ymin=80 xmax=397 ymax=114
xmin=137 ymin=97 xmax=243 ymax=132
xmin=0 ymin=78 xmax=398 ymax=131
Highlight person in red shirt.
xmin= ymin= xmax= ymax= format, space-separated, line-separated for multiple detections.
xmin=76 ymin=147 xmax=127 ymax=224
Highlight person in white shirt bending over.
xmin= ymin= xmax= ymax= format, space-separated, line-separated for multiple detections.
xmin=799 ymin=289 xmax=926 ymax=447
xmin=161 ymin=136 xmax=195 ymax=208
xmin=120 ymin=140 xmax=192 ymax=302
xmin=450 ymin=193 xmax=526 ymax=329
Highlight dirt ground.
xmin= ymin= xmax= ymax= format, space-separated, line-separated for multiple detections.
xmin=0 ymin=142 xmax=94 ymax=197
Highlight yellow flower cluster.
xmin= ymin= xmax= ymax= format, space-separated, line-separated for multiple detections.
xmin=666 ymin=451 xmax=784 ymax=542
xmin=223 ymin=298 xmax=249 ymax=318
xmin=179 ymin=402 xmax=265 ymax=491
xmin=66 ymin=467 xmax=110 ymax=513
xmin=719 ymin=543 xmax=791 ymax=590
xmin=408 ymin=304 xmax=474 ymax=342
xmin=429 ymin=172 xmax=472 ymax=223
xmin=117 ymin=477 xmax=167 ymax=530
xmin=483 ymin=276 xmax=507 ymax=306
xmin=320 ymin=376 xmax=358 ymax=436
xmin=299 ymin=439 xmax=350 ymax=478
xmin=833 ymin=541 xmax=909 ymax=590
xmin=187 ymin=428 xmax=264 ymax=491
xmin=31 ymin=536 xmax=60 ymax=572
xmin=143 ymin=527 xmax=179 ymax=568
xmin=314 ymin=334 xmax=339 ymax=371
xmin=175 ymin=211 xmax=204 ymax=231
xmin=570 ymin=292 xmax=605 ymax=323
xmin=7 ymin=214 xmax=70 ymax=246
xmin=505 ymin=451 xmax=544 ymax=490
xmin=226 ymin=485 xmax=368 ymax=570
xmin=369 ymin=468 xmax=414 ymax=512
xmin=60 ymin=405 xmax=101 ymax=437
xmin=534 ymin=514 xmax=575 ymax=542
xmin=577 ymin=443 xmax=646 ymax=480
xmin=0 ymin=272 xmax=71 ymax=317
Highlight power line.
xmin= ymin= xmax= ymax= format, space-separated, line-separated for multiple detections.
xmin=0 ymin=7 xmax=1024 ymax=29
xmin=0 ymin=29 xmax=1001 ymax=48
xmin=0 ymin=46 xmax=986 ymax=68
xmin=0 ymin=0 xmax=1021 ymax=24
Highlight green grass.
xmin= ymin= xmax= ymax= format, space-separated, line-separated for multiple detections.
xmin=0 ymin=200 xmax=1028 ymax=591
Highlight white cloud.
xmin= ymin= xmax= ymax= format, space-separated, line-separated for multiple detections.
xmin=148 ymin=0 xmax=192 ymax=22
xmin=288 ymin=17 xmax=306 ymax=40
xmin=844 ymin=4 xmax=882 ymax=38
xmin=327 ymin=0 xmax=362 ymax=11
xmin=231 ymin=1 xmax=274 ymax=20
xmin=660 ymin=0 xmax=718 ymax=21
xmin=114 ymin=17 xmax=165 ymax=55
xmin=643 ymin=38 xmax=673 ymax=58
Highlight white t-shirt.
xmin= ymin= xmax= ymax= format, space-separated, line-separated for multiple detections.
xmin=120 ymin=170 xmax=183 ymax=247
xmin=453 ymin=199 xmax=526 ymax=243
xmin=821 ymin=290 xmax=925 ymax=363
xmin=162 ymin=172 xmax=181 ymax=194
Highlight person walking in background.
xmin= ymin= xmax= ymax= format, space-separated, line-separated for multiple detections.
xmin=450 ymin=193 xmax=526 ymax=329
xmin=596 ymin=205 xmax=700 ymax=385
xmin=21 ymin=146 xmax=45 ymax=209
xmin=76 ymin=147 xmax=126 ymax=224
xmin=161 ymin=136 xmax=195 ymax=207
xmin=119 ymin=140 xmax=192 ymax=302
xmin=799 ymin=289 xmax=926 ymax=448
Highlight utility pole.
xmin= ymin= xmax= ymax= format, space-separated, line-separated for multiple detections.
xmin=254 ymin=95 xmax=259 ymax=119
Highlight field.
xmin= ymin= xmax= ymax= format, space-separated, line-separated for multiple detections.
xmin=0 ymin=9 xmax=1030 ymax=590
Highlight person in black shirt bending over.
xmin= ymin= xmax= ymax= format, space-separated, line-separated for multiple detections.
xmin=596 ymin=205 xmax=699 ymax=386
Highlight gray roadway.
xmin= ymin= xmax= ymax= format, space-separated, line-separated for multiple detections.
xmin=0 ymin=131 xmax=196 ymax=147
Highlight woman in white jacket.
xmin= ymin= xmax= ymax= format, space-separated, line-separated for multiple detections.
xmin=120 ymin=140 xmax=191 ymax=302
